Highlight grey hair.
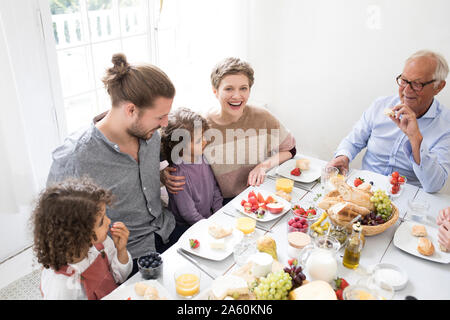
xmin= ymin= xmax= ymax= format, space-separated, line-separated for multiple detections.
xmin=406 ymin=50 xmax=449 ymax=88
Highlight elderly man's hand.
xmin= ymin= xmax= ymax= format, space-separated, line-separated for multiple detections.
xmin=326 ymin=155 xmax=349 ymax=176
xmin=390 ymin=104 xmax=422 ymax=139
xmin=160 ymin=167 xmax=185 ymax=194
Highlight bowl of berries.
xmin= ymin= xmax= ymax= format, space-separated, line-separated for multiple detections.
xmin=387 ymin=171 xmax=407 ymax=197
xmin=137 ymin=252 xmax=163 ymax=280
xmin=289 ymin=202 xmax=321 ymax=233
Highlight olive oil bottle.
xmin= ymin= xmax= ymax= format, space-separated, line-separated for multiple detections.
xmin=343 ymin=222 xmax=364 ymax=269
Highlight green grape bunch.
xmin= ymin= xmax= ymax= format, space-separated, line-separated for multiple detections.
xmin=253 ymin=270 xmax=292 ymax=300
xmin=369 ymin=189 xmax=393 ymax=222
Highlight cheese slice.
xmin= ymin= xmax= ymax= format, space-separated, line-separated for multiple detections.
xmin=209 ymin=237 xmax=226 ymax=250
xmin=289 ymin=280 xmax=337 ymax=300
xmin=210 ymin=275 xmax=249 ymax=300
xmin=249 ymin=252 xmax=273 ymax=278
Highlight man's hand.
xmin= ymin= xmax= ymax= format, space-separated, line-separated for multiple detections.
xmin=160 ymin=166 xmax=185 ymax=194
xmin=326 ymin=155 xmax=349 ymax=175
xmin=390 ymin=104 xmax=423 ymax=164
xmin=390 ymin=104 xmax=421 ymax=139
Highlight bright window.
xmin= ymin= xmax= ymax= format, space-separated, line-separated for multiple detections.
xmin=50 ymin=0 xmax=155 ymax=133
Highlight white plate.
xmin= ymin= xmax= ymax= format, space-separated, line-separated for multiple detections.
xmin=231 ymin=187 xmax=291 ymax=222
xmin=276 ymin=158 xmax=322 ymax=183
xmin=178 ymin=219 xmax=244 ymax=261
xmin=393 ymin=221 xmax=450 ymax=264
xmin=102 ymin=279 xmax=173 ymax=300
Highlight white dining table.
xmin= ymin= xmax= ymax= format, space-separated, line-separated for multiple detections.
xmin=104 ymin=155 xmax=450 ymax=300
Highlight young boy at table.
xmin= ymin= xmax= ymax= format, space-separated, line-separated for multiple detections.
xmin=160 ymin=107 xmax=223 ymax=228
xmin=33 ymin=178 xmax=132 ymax=300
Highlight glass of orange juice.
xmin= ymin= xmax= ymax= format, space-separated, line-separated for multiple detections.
xmin=174 ymin=266 xmax=200 ymax=299
xmin=236 ymin=217 xmax=256 ymax=235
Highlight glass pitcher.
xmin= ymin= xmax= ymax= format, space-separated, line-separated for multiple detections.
xmin=299 ymin=235 xmax=340 ymax=283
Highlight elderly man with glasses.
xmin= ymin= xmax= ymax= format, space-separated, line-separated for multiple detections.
xmin=327 ymin=50 xmax=450 ymax=193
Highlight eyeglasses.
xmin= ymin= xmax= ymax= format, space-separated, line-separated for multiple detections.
xmin=396 ymin=74 xmax=435 ymax=92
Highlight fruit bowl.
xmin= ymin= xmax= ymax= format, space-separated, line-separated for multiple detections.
xmin=328 ymin=204 xmax=399 ymax=236
xmin=137 ymin=252 xmax=163 ymax=279
xmin=386 ymin=173 xmax=407 ymax=198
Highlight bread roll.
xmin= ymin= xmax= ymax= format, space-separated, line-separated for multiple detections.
xmin=296 ymin=159 xmax=310 ymax=170
xmin=208 ymin=223 xmax=233 ymax=239
xmin=417 ymin=237 xmax=434 ymax=256
xmin=411 ymin=225 xmax=427 ymax=237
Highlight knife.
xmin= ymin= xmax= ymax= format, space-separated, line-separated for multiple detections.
xmin=176 ymin=247 xmax=217 ymax=280
xmin=222 ymin=211 xmax=273 ymax=233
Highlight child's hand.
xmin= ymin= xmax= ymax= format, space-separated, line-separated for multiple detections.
xmin=110 ymin=222 xmax=129 ymax=252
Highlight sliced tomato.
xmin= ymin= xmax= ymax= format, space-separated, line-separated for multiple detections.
xmin=248 ymin=190 xmax=256 ymax=199
xmin=265 ymin=195 xmax=275 ymax=204
xmin=257 ymin=192 xmax=265 ymax=204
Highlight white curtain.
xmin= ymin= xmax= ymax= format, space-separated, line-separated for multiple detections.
xmin=0 ymin=0 xmax=62 ymax=262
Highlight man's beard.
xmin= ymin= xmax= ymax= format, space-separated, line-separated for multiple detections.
xmin=127 ymin=121 xmax=161 ymax=140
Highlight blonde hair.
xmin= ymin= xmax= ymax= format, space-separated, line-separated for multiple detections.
xmin=102 ymin=53 xmax=175 ymax=108
xmin=407 ymin=50 xmax=449 ymax=88
xmin=210 ymin=57 xmax=255 ymax=89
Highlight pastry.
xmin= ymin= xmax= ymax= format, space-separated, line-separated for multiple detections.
xmin=208 ymin=223 xmax=233 ymax=239
xmin=417 ymin=237 xmax=435 ymax=256
xmin=210 ymin=275 xmax=249 ymax=300
xmin=296 ymin=158 xmax=310 ymax=170
xmin=411 ymin=225 xmax=427 ymax=237
xmin=275 ymin=190 xmax=292 ymax=202
xmin=383 ymin=108 xmax=395 ymax=117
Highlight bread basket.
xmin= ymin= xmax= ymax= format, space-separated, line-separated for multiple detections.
xmin=328 ymin=204 xmax=399 ymax=236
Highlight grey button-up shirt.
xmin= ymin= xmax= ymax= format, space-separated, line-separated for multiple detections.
xmin=46 ymin=118 xmax=175 ymax=258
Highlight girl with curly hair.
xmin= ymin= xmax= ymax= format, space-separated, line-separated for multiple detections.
xmin=160 ymin=107 xmax=223 ymax=228
xmin=33 ymin=178 xmax=132 ymax=300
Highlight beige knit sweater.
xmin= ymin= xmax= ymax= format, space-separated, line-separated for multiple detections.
xmin=204 ymin=105 xmax=296 ymax=198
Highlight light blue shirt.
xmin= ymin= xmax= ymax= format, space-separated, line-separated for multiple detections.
xmin=335 ymin=95 xmax=450 ymax=193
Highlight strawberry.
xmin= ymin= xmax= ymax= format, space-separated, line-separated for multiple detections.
xmin=306 ymin=208 xmax=317 ymax=216
xmin=248 ymin=191 xmax=256 ymax=199
xmin=189 ymin=239 xmax=200 ymax=249
xmin=290 ymin=168 xmax=301 ymax=176
xmin=240 ymin=199 xmax=246 ymax=206
xmin=392 ymin=171 xmax=399 ymax=179
xmin=335 ymin=289 xmax=343 ymax=300
xmin=398 ymin=176 xmax=405 ymax=184
xmin=335 ymin=277 xmax=349 ymax=290
xmin=288 ymin=258 xmax=298 ymax=266
xmin=391 ymin=185 xmax=399 ymax=194
xmin=390 ymin=177 xmax=399 ymax=185
xmin=354 ymin=177 xmax=364 ymax=187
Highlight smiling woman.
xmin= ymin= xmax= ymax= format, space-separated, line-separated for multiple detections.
xmin=204 ymin=57 xmax=297 ymax=201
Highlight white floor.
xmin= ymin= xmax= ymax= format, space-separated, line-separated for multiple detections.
xmin=0 ymin=247 xmax=40 ymax=290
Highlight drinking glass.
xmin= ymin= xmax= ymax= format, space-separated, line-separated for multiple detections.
xmin=174 ymin=266 xmax=201 ymax=299
xmin=321 ymin=166 xmax=339 ymax=193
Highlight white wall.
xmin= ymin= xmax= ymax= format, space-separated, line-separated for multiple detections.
xmin=247 ymin=0 xmax=450 ymax=194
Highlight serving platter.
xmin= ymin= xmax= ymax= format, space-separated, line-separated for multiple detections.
xmin=231 ymin=187 xmax=291 ymax=222
xmin=102 ymin=279 xmax=173 ymax=300
xmin=177 ymin=219 xmax=244 ymax=261
xmin=393 ymin=221 xmax=449 ymax=264
xmin=276 ymin=158 xmax=322 ymax=183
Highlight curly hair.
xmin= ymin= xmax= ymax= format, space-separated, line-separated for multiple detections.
xmin=160 ymin=107 xmax=209 ymax=164
xmin=31 ymin=177 xmax=114 ymax=271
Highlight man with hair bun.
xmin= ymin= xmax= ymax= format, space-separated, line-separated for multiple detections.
xmin=47 ymin=53 xmax=182 ymax=277
xmin=327 ymin=50 xmax=450 ymax=193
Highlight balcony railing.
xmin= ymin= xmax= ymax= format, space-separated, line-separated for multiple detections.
xmin=52 ymin=7 xmax=144 ymax=49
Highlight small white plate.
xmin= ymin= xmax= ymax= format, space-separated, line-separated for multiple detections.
xmin=370 ymin=263 xmax=408 ymax=291
xmin=231 ymin=187 xmax=291 ymax=222
xmin=102 ymin=279 xmax=173 ymax=300
xmin=178 ymin=219 xmax=244 ymax=261
xmin=276 ymin=158 xmax=322 ymax=183
xmin=393 ymin=221 xmax=450 ymax=264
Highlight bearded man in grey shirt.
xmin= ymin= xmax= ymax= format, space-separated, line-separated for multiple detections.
xmin=47 ymin=53 xmax=186 ymax=277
